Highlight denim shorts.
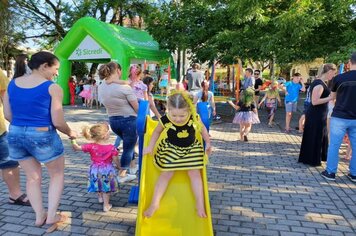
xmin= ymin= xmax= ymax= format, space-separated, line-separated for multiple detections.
xmin=0 ymin=132 xmax=19 ymax=169
xmin=285 ymin=102 xmax=298 ymax=113
xmin=7 ymin=125 xmax=64 ymax=163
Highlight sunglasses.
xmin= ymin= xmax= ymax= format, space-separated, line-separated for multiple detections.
xmin=254 ymin=73 xmax=260 ymax=75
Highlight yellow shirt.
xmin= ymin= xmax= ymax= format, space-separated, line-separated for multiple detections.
xmin=0 ymin=69 xmax=9 ymax=135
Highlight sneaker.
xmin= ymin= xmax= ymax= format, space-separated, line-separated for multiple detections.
xmin=321 ymin=170 xmax=336 ymax=181
xmin=103 ymin=204 xmax=112 ymax=212
xmin=347 ymin=173 xmax=356 ymax=182
xmin=118 ymin=174 xmax=136 ymax=183
xmin=243 ymin=135 xmax=248 ymax=142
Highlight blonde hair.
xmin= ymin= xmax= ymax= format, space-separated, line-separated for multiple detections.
xmin=317 ymin=63 xmax=337 ymax=78
xmin=167 ymin=91 xmax=193 ymax=110
xmin=167 ymin=90 xmax=201 ymax=130
xmin=82 ymin=123 xmax=110 ymax=142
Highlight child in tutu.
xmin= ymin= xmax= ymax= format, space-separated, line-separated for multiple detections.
xmin=79 ymin=80 xmax=92 ymax=107
xmin=228 ymin=87 xmax=260 ymax=141
xmin=72 ymin=123 xmax=120 ymax=212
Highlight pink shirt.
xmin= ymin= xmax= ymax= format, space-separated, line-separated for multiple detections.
xmin=81 ymin=143 xmax=118 ymax=165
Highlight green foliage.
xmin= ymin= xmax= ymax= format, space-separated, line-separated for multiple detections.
xmin=7 ymin=0 xmax=356 ymax=69
xmin=71 ymin=62 xmax=88 ymax=80
xmin=146 ymin=0 xmax=356 ymax=67
xmin=0 ymin=0 xmax=25 ymax=73
xmin=10 ymin=0 xmax=155 ymax=50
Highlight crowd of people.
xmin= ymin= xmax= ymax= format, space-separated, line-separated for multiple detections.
xmin=69 ymin=76 xmax=100 ymax=108
xmin=0 ymin=51 xmax=356 ymax=232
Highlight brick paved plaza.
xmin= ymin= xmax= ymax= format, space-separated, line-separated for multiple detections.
xmin=0 ymin=105 xmax=355 ymax=236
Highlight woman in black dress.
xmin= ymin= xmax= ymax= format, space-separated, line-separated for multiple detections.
xmin=298 ymin=63 xmax=337 ymax=166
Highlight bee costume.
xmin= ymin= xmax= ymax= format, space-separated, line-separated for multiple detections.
xmin=154 ymin=91 xmax=205 ymax=171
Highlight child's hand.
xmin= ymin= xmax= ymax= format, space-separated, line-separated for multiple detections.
xmin=205 ymin=143 xmax=212 ymax=156
xmin=70 ymin=138 xmax=77 ymax=145
xmin=143 ymin=146 xmax=154 ymax=156
xmin=71 ymin=139 xmax=81 ymax=151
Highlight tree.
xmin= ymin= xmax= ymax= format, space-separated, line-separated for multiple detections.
xmin=10 ymin=0 xmax=156 ymax=75
xmin=71 ymin=61 xmax=88 ymax=80
xmin=11 ymin=0 xmax=155 ymax=47
xmin=146 ymin=0 xmax=356 ymax=75
xmin=0 ymin=0 xmax=25 ymax=76
xmin=145 ymin=1 xmax=222 ymax=79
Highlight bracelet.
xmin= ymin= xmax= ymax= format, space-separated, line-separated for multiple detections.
xmin=70 ymin=139 xmax=77 ymax=144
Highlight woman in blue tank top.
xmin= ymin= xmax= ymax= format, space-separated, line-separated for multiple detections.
xmin=3 ymin=51 xmax=77 ymax=233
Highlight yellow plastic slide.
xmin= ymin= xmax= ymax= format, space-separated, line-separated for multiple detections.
xmin=135 ymin=117 xmax=213 ymax=236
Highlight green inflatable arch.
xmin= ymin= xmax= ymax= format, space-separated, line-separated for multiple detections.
xmin=55 ymin=17 xmax=174 ymax=104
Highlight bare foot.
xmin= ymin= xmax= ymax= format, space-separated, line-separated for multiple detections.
xmin=143 ymin=204 xmax=159 ymax=218
xmin=46 ymin=213 xmax=68 ymax=233
xmin=196 ymin=204 xmax=207 ymax=218
xmin=35 ymin=212 xmax=47 ymax=227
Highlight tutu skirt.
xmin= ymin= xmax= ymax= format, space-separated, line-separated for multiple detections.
xmin=79 ymin=90 xmax=91 ymax=99
xmin=87 ymin=163 xmax=119 ymax=193
xmin=233 ymin=111 xmax=260 ymax=124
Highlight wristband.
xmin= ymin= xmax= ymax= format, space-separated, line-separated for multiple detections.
xmin=70 ymin=139 xmax=77 ymax=145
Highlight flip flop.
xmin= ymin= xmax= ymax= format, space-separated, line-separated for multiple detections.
xmin=45 ymin=213 xmax=68 ymax=233
xmin=9 ymin=193 xmax=31 ymax=206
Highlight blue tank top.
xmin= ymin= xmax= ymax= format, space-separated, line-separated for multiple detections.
xmin=8 ymin=80 xmax=53 ymax=126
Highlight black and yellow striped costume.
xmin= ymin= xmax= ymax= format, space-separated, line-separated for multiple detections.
xmin=154 ymin=114 xmax=204 ymax=171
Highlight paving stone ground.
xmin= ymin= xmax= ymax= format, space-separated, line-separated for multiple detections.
xmin=1 ymin=102 xmax=356 ymax=236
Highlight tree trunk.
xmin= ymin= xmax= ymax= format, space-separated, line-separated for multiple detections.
xmin=269 ymin=55 xmax=276 ymax=80
xmin=226 ymin=65 xmax=230 ymax=87
xmin=176 ymin=48 xmax=181 ymax=82
xmin=182 ymin=49 xmax=186 ymax=82
xmin=89 ymin=63 xmax=98 ymax=78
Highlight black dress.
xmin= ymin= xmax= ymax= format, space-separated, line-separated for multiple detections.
xmin=298 ymin=79 xmax=330 ymax=166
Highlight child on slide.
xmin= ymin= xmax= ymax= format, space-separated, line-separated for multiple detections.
xmin=143 ymin=91 xmax=212 ymax=218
